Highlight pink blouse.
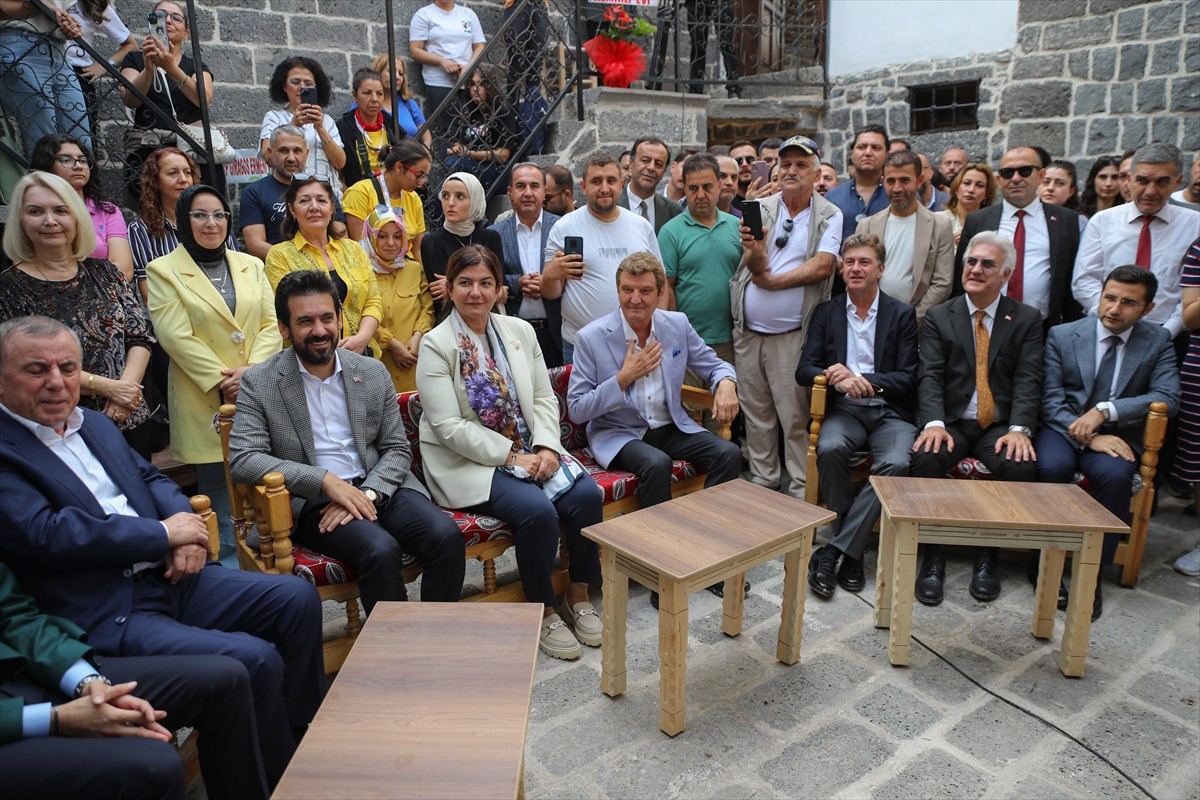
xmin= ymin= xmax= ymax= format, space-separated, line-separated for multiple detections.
xmin=86 ymin=198 xmax=129 ymax=261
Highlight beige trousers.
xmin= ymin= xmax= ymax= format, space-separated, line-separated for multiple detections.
xmin=733 ymin=327 xmax=809 ymax=498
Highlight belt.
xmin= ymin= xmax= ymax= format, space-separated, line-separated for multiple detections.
xmin=746 ymin=326 xmax=802 ymax=337
xmin=523 ymin=317 xmax=549 ymax=330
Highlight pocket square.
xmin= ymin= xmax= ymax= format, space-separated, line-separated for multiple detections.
xmin=672 ymin=348 xmax=682 ymax=357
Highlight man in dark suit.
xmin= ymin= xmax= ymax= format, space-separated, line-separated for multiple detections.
xmin=497 ymin=162 xmax=564 ymax=366
xmin=797 ymin=233 xmax=919 ymax=598
xmin=229 ymin=271 xmax=465 ymax=613
xmin=911 ymin=231 xmax=1045 ymax=605
xmin=1036 ymin=266 xmax=1180 ymax=616
xmin=0 ymin=562 xmax=270 ymax=799
xmin=955 ymin=146 xmax=1083 ymax=331
xmin=0 ymin=316 xmax=324 ymax=790
xmin=617 ymin=136 xmax=683 ymax=235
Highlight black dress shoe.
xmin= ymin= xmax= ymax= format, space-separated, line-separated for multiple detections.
xmin=650 ymin=591 xmax=659 ymax=610
xmin=1091 ymin=581 xmax=1103 ymax=621
xmin=969 ymin=548 xmax=1001 ymax=602
xmin=705 ymin=580 xmax=751 ymax=598
xmin=915 ymin=549 xmax=945 ymax=606
xmin=1057 ymin=580 xmax=1069 ymax=610
xmin=837 ymin=554 xmax=865 ymax=593
xmin=808 ymin=545 xmax=839 ymax=598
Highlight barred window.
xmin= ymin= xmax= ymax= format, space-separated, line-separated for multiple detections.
xmin=908 ymin=81 xmax=980 ymax=134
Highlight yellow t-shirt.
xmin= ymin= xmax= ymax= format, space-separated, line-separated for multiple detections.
xmin=342 ymin=179 xmax=427 ymax=249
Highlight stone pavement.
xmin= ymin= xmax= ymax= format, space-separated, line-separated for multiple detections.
xmin=190 ymin=494 xmax=1198 ymax=799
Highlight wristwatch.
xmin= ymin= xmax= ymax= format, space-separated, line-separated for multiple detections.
xmin=75 ymin=674 xmax=112 ymax=697
xmin=1008 ymin=425 xmax=1032 ymax=437
xmin=362 ymin=488 xmax=390 ymax=509
xmin=1095 ymin=402 xmax=1112 ymax=421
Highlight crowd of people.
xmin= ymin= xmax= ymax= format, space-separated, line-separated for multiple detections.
xmin=3 ymin=4 xmax=1200 ymax=798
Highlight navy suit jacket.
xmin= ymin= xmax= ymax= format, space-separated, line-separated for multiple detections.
xmin=1042 ymin=316 xmax=1180 ymax=450
xmin=917 ymin=295 xmax=1045 ymax=430
xmin=617 ymin=188 xmax=682 ymax=235
xmin=796 ymin=291 xmax=919 ymax=422
xmin=0 ymin=408 xmax=191 ymax=652
xmin=954 ymin=202 xmax=1083 ymax=330
xmin=496 ymin=210 xmax=563 ymax=350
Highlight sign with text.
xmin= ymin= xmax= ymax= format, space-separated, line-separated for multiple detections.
xmin=224 ymin=149 xmax=270 ymax=185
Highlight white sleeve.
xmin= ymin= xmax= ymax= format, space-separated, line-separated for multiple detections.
xmin=410 ymin=7 xmax=432 ymax=42
xmin=817 ymin=211 xmax=844 ymax=255
xmin=468 ymin=8 xmax=486 ymax=43
xmin=1072 ymin=217 xmax=1105 ymax=316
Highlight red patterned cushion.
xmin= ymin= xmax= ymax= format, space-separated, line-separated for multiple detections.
xmin=549 ymin=365 xmax=589 ymax=450
xmin=292 ymin=545 xmax=358 ymax=586
xmin=441 ymin=508 xmax=515 ymax=547
xmin=572 ymin=449 xmax=699 ymax=504
xmin=397 ymin=390 xmax=425 ymax=483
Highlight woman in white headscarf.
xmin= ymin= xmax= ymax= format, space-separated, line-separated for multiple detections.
xmin=420 ymin=171 xmax=502 ymax=318
xmin=361 ymin=205 xmax=434 ymax=392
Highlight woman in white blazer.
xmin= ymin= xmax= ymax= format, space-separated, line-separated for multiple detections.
xmin=147 ymin=185 xmax=283 ymax=561
xmin=416 ymin=245 xmax=602 ymax=661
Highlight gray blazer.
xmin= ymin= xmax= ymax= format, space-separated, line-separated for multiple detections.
xmin=618 ymin=187 xmax=682 ymax=235
xmin=228 ymin=347 xmax=427 ymax=519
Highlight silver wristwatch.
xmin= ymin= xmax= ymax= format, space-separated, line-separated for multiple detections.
xmin=1008 ymin=425 xmax=1032 ymax=437
xmin=1095 ymin=402 xmax=1112 ymax=421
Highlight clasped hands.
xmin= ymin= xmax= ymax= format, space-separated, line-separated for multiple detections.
xmin=58 ymin=679 xmax=172 ymax=741
xmin=317 ymin=473 xmax=380 ymax=533
xmin=510 ymin=448 xmax=560 ymax=482
xmin=825 ymin=363 xmax=874 ymax=399
xmin=1070 ymin=408 xmax=1133 ymax=461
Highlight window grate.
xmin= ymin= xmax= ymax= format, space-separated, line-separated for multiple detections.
xmin=908 ymin=80 xmax=980 ymax=134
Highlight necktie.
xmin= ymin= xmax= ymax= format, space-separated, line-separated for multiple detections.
xmin=639 ymin=200 xmax=649 ymax=220
xmin=1008 ymin=209 xmax=1026 ymax=302
xmin=1088 ymin=335 xmax=1121 ymax=408
xmin=1135 ymin=215 xmax=1154 ymax=268
xmin=975 ymin=310 xmax=995 ymax=429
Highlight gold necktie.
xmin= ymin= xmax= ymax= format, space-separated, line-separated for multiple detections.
xmin=975 ymin=310 xmax=994 ymax=429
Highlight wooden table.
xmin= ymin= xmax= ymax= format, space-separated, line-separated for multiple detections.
xmin=583 ymin=481 xmax=836 ymax=736
xmin=871 ymin=477 xmax=1129 ymax=678
xmin=272 ymin=602 xmax=542 ymax=800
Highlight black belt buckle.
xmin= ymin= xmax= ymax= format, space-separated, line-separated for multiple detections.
xmin=525 ymin=317 xmax=548 ymax=330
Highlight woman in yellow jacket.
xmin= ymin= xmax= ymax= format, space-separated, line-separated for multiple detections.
xmin=360 ymin=206 xmax=434 ymax=391
xmin=147 ymin=185 xmax=283 ymax=562
xmin=265 ymin=174 xmax=383 ymax=357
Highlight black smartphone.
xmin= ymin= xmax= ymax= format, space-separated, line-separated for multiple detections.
xmin=563 ymin=236 xmax=584 ymax=256
xmin=146 ymin=11 xmax=166 ymax=47
xmin=300 ymin=86 xmax=319 ymax=107
xmin=742 ymin=201 xmax=764 ymax=240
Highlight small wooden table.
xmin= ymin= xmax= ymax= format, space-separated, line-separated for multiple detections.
xmin=583 ymin=481 xmax=836 ymax=736
xmin=272 ymin=602 xmax=542 ymax=800
xmin=871 ymin=477 xmax=1129 ymax=677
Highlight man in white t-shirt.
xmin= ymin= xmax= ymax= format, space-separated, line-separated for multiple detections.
xmin=855 ymin=150 xmax=955 ymax=324
xmin=542 ymin=154 xmax=661 ymax=363
xmin=409 ymin=1 xmax=486 ymax=138
xmin=731 ymin=135 xmax=842 ymax=498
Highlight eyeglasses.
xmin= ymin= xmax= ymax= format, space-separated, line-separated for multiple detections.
xmin=774 ymin=217 xmax=795 ymax=249
xmin=188 ymin=210 xmax=231 ymax=223
xmin=54 ymin=155 xmax=92 ymax=168
xmin=964 ymin=255 xmax=999 ymax=271
xmin=293 ymin=172 xmax=332 ymax=185
xmin=287 ymin=78 xmax=317 ymax=88
xmin=155 ymin=10 xmax=185 ymax=23
xmin=734 ymin=156 xmax=756 ymax=165
xmin=997 ymin=165 xmax=1037 ymax=180
xmin=400 ymin=162 xmax=428 ymax=183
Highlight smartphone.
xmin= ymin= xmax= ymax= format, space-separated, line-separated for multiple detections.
xmin=300 ymin=86 xmax=319 ymax=107
xmin=563 ymin=236 xmax=584 ymax=257
xmin=751 ymin=160 xmax=771 ymax=187
xmin=146 ymin=11 xmax=166 ymax=48
xmin=741 ymin=201 xmax=764 ymax=240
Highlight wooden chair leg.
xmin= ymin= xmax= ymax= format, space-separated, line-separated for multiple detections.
xmin=483 ymin=558 xmax=497 ymax=595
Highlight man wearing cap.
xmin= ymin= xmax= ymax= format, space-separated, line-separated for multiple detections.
xmin=732 ymin=134 xmax=842 ymax=498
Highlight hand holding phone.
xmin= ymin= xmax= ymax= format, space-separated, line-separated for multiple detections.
xmin=741 ymin=201 xmax=765 ymax=241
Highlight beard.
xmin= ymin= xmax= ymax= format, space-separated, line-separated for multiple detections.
xmin=292 ymin=333 xmax=335 ymax=366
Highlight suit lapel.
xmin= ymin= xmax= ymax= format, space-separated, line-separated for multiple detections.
xmin=1113 ymin=326 xmax=1147 ymax=397
xmin=987 ymin=298 xmax=1016 ymax=368
xmin=604 ymin=312 xmax=628 ymax=369
xmin=339 ymin=359 xmax=371 ymax=466
xmin=873 ymin=297 xmax=892 ymax=365
xmin=179 ymin=259 xmax=239 ymax=329
xmin=278 ymin=357 xmax=318 ymax=465
xmin=0 ymin=415 xmax=105 ymax=514
xmin=833 ymin=299 xmax=849 ymax=364
xmin=1074 ymin=322 xmax=1097 ymax=397
xmin=911 ymin=209 xmax=933 ymax=304
xmin=952 ymin=298 xmax=974 ymax=362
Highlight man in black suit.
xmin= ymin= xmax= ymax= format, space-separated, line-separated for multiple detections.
xmin=955 ymin=146 xmax=1083 ymax=331
xmin=617 ymin=136 xmax=683 ymax=235
xmin=497 ymin=162 xmax=564 ymax=366
xmin=911 ymin=231 xmax=1045 ymax=605
xmin=797 ymin=233 xmax=919 ymax=598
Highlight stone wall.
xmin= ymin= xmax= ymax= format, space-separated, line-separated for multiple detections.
xmin=818 ymin=0 xmax=1198 ymax=178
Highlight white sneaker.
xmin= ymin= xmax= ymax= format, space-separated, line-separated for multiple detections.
xmin=539 ymin=613 xmax=581 ymax=660
xmin=1173 ymin=545 xmax=1200 ymax=577
xmin=560 ymin=597 xmax=603 ymax=647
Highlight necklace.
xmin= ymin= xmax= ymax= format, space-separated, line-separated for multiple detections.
xmin=199 ymin=258 xmax=229 ymax=291
xmin=450 ymin=232 xmax=471 ymax=249
xmin=25 ymin=260 xmax=78 ymax=282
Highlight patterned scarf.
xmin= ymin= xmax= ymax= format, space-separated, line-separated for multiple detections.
xmin=449 ymin=308 xmax=531 ymax=456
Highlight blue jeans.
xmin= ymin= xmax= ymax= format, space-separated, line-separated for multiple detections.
xmin=0 ymin=27 xmax=91 ymax=156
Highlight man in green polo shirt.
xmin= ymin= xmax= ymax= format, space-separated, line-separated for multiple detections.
xmin=659 ymin=153 xmax=744 ymax=366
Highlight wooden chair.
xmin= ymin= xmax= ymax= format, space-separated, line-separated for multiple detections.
xmin=805 ymin=375 xmax=1169 ymax=586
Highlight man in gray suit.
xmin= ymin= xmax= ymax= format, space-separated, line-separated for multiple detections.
xmin=1036 ymin=266 xmax=1180 ymax=616
xmin=229 ymin=271 xmax=465 ymax=612
xmin=617 ymin=136 xmax=683 ymax=235
xmin=497 ymin=162 xmax=563 ymax=366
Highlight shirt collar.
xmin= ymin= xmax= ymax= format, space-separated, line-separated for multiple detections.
xmin=1095 ymin=318 xmax=1134 ymax=346
xmin=1001 ymin=198 xmax=1043 ymax=219
xmin=516 ymin=211 xmax=543 ymax=233
xmin=0 ymin=402 xmax=84 ymax=442
xmin=845 ymin=290 xmax=881 ymax=316
xmin=295 ymin=350 xmax=344 ymax=382
xmin=620 ymin=310 xmax=657 ymax=344
xmin=1121 ymin=202 xmax=1174 ymax=224
xmin=965 ymin=293 xmax=1002 ymax=320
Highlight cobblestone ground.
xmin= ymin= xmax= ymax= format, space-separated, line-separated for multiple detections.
xmin=191 ymin=494 xmax=1199 ymax=799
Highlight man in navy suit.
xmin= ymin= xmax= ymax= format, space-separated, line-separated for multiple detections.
xmin=910 ymin=231 xmax=1045 ymax=605
xmin=1036 ymin=267 xmax=1180 ymax=616
xmin=617 ymin=137 xmax=683 ymax=235
xmin=796 ymin=233 xmax=919 ymax=598
xmin=0 ymin=316 xmax=325 ymax=789
xmin=497 ymin=162 xmax=564 ymax=366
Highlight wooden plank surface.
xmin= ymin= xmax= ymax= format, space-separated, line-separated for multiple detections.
xmin=582 ymin=481 xmax=835 ymax=581
xmin=272 ymin=602 xmax=542 ymax=800
xmin=871 ymin=477 xmax=1129 ymax=533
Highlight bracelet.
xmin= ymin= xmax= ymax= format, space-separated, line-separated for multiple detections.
xmin=87 ymin=373 xmax=96 ymax=395
xmin=178 ymin=74 xmax=189 ymax=89
xmin=50 ymin=705 xmax=59 ymax=736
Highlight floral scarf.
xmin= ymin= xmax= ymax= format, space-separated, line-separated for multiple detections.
xmin=450 ymin=308 xmax=531 ymax=457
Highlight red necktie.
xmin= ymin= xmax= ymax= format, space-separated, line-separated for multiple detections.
xmin=1008 ymin=209 xmax=1026 ymax=302
xmin=1135 ymin=215 xmax=1154 ymax=268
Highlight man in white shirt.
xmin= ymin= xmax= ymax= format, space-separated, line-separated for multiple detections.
xmin=542 ymin=154 xmax=661 ymax=363
xmin=856 ymin=151 xmax=955 ymax=324
xmin=1169 ymin=154 xmax=1199 ymax=211
xmin=497 ymin=163 xmax=564 ymax=366
xmin=229 ymin=271 xmax=465 ymax=612
xmin=732 ymin=134 xmax=842 ymax=498
xmin=1074 ymin=142 xmax=1200 ymax=343
xmin=617 ymin=136 xmax=683 ymax=235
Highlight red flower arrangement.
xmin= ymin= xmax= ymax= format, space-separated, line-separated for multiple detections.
xmin=583 ymin=5 xmax=657 ymax=89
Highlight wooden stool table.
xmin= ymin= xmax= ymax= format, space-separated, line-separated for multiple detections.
xmin=272 ymin=602 xmax=542 ymax=800
xmin=871 ymin=476 xmax=1129 ymax=678
xmin=583 ymin=481 xmax=835 ymax=736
